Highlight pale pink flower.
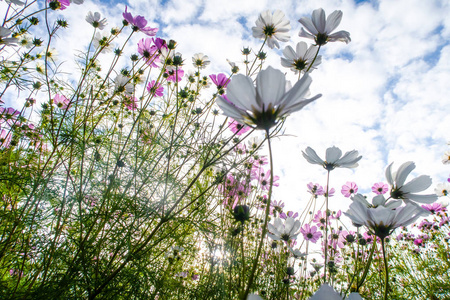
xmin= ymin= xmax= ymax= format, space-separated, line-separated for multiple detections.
xmin=307 ymin=182 xmax=325 ymax=196
xmin=341 ymin=182 xmax=358 ymax=197
xmin=372 ymin=182 xmax=389 ymax=195
xmin=209 ymin=73 xmax=229 ymax=89
xmin=258 ymin=169 xmax=279 ymax=191
xmin=147 ymin=80 xmax=164 ymax=97
xmin=228 ymin=119 xmax=251 ymax=135
xmin=53 ymin=94 xmax=70 ymax=109
xmin=300 ymin=224 xmax=322 ymax=243
xmin=123 ymin=6 xmax=158 ymax=36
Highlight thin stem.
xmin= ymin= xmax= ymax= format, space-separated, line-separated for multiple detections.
xmin=356 ymin=238 xmax=376 ymax=291
xmin=323 ymin=170 xmax=330 ymax=283
xmin=381 ymin=238 xmax=389 ymax=300
xmin=241 ymin=129 xmax=274 ymax=299
xmin=305 ymin=45 xmax=321 ymax=73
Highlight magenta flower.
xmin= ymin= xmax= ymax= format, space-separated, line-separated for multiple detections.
xmin=280 ymin=211 xmax=299 ymax=220
xmin=413 ymin=238 xmax=424 ymax=247
xmin=312 ymin=210 xmax=328 ymax=227
xmin=329 ymin=210 xmax=341 ymax=220
xmin=421 ymin=202 xmax=445 ymax=214
xmin=341 ymin=181 xmax=358 ymax=197
xmin=209 ymin=73 xmax=229 ymax=89
xmin=166 ymin=68 xmax=184 ymax=82
xmin=300 ymin=224 xmax=322 ymax=243
xmin=307 ymin=182 xmax=325 ymax=196
xmin=53 ymin=94 xmax=70 ymax=109
xmin=124 ymin=96 xmax=138 ymax=110
xmin=324 ymin=186 xmax=335 ymax=197
xmin=328 ymin=229 xmax=345 ymax=249
xmin=228 ymin=119 xmax=251 ymax=135
xmin=123 ymin=6 xmax=158 ymax=36
xmin=0 ymin=107 xmax=20 ymax=126
xmin=258 ymin=169 xmax=280 ymax=191
xmin=0 ymin=129 xmax=12 ymax=148
xmin=147 ymin=80 xmax=164 ymax=97
xmin=270 ymin=199 xmax=285 ymax=216
xmin=372 ymin=182 xmax=389 ymax=195
xmin=48 ymin=0 xmax=70 ymax=10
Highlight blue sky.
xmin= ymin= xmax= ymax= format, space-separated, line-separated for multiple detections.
xmin=2 ymin=0 xmax=450 ymax=213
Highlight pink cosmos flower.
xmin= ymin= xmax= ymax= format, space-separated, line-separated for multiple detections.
xmin=270 ymin=200 xmax=285 ymax=216
xmin=300 ymin=224 xmax=322 ymax=243
xmin=307 ymin=182 xmax=325 ymax=196
xmin=228 ymin=119 xmax=251 ymax=135
xmin=329 ymin=210 xmax=341 ymax=220
xmin=328 ymin=229 xmax=345 ymax=249
xmin=166 ymin=68 xmax=184 ymax=82
xmin=123 ymin=6 xmax=158 ymax=36
xmin=48 ymin=0 xmax=70 ymax=10
xmin=258 ymin=169 xmax=280 ymax=191
xmin=280 ymin=211 xmax=299 ymax=220
xmin=324 ymin=186 xmax=335 ymax=197
xmin=341 ymin=181 xmax=358 ymax=197
xmin=421 ymin=202 xmax=445 ymax=214
xmin=413 ymin=238 xmax=423 ymax=247
xmin=209 ymin=73 xmax=229 ymax=89
xmin=372 ymin=182 xmax=389 ymax=195
xmin=312 ymin=210 xmax=328 ymax=227
xmin=53 ymin=94 xmax=70 ymax=109
xmin=0 ymin=107 xmax=20 ymax=126
xmin=0 ymin=129 xmax=12 ymax=148
xmin=147 ymin=80 xmax=164 ymax=97
xmin=124 ymin=96 xmax=138 ymax=110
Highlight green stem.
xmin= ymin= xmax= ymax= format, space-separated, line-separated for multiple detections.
xmin=323 ymin=170 xmax=330 ymax=283
xmin=356 ymin=238 xmax=376 ymax=291
xmin=241 ymin=129 xmax=274 ymax=299
xmin=381 ymin=238 xmax=389 ymax=300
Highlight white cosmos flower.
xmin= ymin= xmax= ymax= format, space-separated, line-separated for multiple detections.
xmin=114 ymin=74 xmax=133 ymax=95
xmin=86 ymin=11 xmax=108 ymax=30
xmin=92 ymin=32 xmax=112 ymax=53
xmin=281 ymin=41 xmax=322 ymax=74
xmin=298 ymin=8 xmax=351 ymax=45
xmin=386 ymin=161 xmax=437 ymax=204
xmin=192 ymin=53 xmax=210 ymax=69
xmin=442 ymin=150 xmax=450 ymax=164
xmin=344 ymin=200 xmax=428 ymax=239
xmin=302 ymin=146 xmax=362 ymax=171
xmin=0 ymin=26 xmax=18 ymax=46
xmin=435 ymin=182 xmax=450 ymax=197
xmin=352 ymin=193 xmax=402 ymax=209
xmin=252 ymin=10 xmax=290 ymax=49
xmin=216 ymin=66 xmax=321 ymax=131
xmin=310 ymin=283 xmax=342 ymax=300
xmin=267 ymin=217 xmax=301 ymax=242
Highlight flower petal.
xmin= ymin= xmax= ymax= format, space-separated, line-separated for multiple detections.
xmin=256 ymin=67 xmax=286 ymax=107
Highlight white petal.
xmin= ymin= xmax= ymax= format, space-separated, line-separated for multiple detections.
xmin=311 ymin=8 xmax=326 ymax=33
xmin=310 ymin=283 xmax=342 ymax=300
xmin=405 ymin=193 xmax=437 ymax=203
xmin=385 ymin=162 xmax=394 ymax=185
xmin=324 ymin=10 xmax=343 ymax=33
xmin=226 ymin=75 xmax=257 ymax=111
xmin=256 ymin=67 xmax=286 ymax=107
xmin=298 ymin=17 xmax=318 ymax=35
xmin=302 ymin=147 xmax=324 ymax=165
xmin=326 ymin=146 xmax=342 ymax=163
xmin=402 ymin=175 xmax=432 ymax=193
xmin=395 ymin=161 xmax=415 ymax=187
xmin=328 ymin=31 xmax=351 ymax=43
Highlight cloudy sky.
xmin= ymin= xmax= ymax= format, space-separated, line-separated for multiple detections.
xmin=3 ymin=0 xmax=450 ymax=214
